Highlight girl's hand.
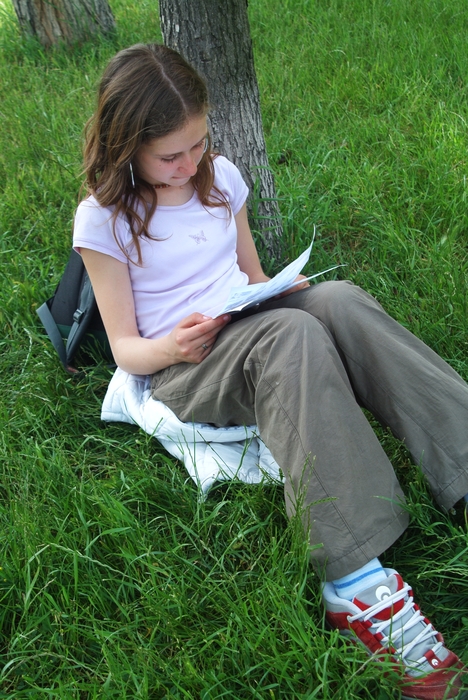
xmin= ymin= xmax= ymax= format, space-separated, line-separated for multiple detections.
xmin=167 ymin=312 xmax=231 ymax=364
xmin=275 ymin=274 xmax=310 ymax=299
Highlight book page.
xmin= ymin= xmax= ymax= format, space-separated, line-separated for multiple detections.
xmin=219 ymin=228 xmax=343 ymax=314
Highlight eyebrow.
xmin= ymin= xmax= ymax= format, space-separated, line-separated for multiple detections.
xmin=156 ymin=134 xmax=207 ymax=159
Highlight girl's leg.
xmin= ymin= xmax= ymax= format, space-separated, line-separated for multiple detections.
xmin=151 ymin=295 xmax=468 ymax=698
xmin=151 ymin=307 xmax=408 ymax=580
xmin=264 ymin=281 xmax=468 ymax=511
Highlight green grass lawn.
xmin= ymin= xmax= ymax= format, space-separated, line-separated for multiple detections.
xmin=1 ymin=0 xmax=467 ymax=697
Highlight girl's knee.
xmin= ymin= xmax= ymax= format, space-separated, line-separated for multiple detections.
xmin=260 ymin=306 xmax=325 ymax=334
xmin=315 ymin=280 xmax=359 ymax=305
xmin=257 ymin=307 xmax=333 ymax=351
xmin=310 ymin=280 xmax=379 ymax=321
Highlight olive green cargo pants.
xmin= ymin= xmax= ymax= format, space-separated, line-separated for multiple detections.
xmin=151 ymin=282 xmax=468 ymax=579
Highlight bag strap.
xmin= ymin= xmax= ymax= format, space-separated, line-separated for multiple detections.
xmin=36 ymin=299 xmax=69 ymax=368
xmin=65 ymin=273 xmax=97 ymax=365
xmin=36 ymin=270 xmax=98 ymax=374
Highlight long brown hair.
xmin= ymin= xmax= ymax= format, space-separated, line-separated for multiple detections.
xmin=83 ymin=43 xmax=229 ymax=264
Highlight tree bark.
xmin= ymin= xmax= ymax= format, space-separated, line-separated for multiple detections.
xmin=11 ymin=0 xmax=115 ymax=47
xmin=159 ymin=0 xmax=283 ymax=261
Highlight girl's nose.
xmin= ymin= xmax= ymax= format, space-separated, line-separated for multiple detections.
xmin=179 ymin=152 xmax=198 ymax=175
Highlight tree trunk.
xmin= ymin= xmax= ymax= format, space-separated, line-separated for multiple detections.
xmin=11 ymin=0 xmax=115 ymax=47
xmin=159 ymin=0 xmax=283 ymax=262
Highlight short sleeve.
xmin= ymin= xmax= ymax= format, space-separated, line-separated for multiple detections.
xmin=212 ymin=156 xmax=250 ymax=216
xmin=73 ymin=197 xmax=130 ymax=264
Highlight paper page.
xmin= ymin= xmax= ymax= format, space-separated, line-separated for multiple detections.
xmin=220 ymin=242 xmax=313 ymax=313
xmin=219 ymin=227 xmax=344 ymax=314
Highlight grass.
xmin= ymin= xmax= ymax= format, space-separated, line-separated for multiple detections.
xmin=1 ymin=0 xmax=468 ymax=697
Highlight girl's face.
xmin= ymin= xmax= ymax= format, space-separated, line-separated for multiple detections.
xmin=135 ymin=115 xmax=208 ymax=187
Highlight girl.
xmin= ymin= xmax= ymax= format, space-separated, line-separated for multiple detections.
xmin=73 ymin=43 xmax=467 ymax=699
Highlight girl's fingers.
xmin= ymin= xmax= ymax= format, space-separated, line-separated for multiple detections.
xmin=171 ymin=313 xmax=230 ymax=362
xmin=176 ymin=313 xmax=230 ymax=338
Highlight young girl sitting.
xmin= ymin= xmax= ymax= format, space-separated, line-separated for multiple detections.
xmin=73 ymin=43 xmax=468 ymax=699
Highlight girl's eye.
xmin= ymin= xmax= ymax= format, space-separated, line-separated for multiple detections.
xmin=158 ymin=139 xmax=206 ymax=163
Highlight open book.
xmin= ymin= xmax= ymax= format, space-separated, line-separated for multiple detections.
xmin=220 ymin=227 xmax=344 ymax=314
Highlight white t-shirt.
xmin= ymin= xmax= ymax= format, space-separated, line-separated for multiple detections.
xmin=73 ymin=156 xmax=249 ymax=339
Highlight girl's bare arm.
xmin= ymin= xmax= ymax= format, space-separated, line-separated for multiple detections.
xmin=80 ymin=248 xmax=230 ymax=375
xmin=234 ymin=203 xmax=309 ymax=295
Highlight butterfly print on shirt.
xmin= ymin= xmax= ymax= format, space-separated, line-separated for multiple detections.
xmin=189 ymin=230 xmax=207 ymax=244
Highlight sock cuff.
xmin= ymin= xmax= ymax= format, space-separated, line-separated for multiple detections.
xmin=332 ymin=557 xmax=386 ymax=600
xmin=333 ymin=566 xmax=385 ymax=591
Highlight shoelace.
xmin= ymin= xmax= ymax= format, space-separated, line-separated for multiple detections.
xmin=348 ymin=582 xmax=443 ymax=667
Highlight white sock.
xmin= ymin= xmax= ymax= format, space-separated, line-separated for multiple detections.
xmin=332 ymin=557 xmax=387 ymax=600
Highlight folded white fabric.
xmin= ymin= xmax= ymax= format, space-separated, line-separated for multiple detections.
xmin=101 ymin=367 xmax=283 ymax=494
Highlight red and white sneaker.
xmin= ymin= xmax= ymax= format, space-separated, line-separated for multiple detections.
xmin=323 ymin=568 xmax=466 ymax=699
